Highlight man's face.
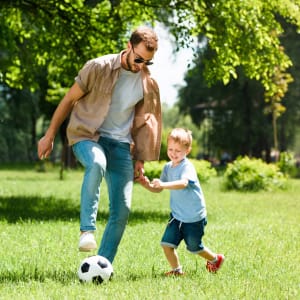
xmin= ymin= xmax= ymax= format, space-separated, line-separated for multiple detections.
xmin=126 ymin=42 xmax=155 ymax=73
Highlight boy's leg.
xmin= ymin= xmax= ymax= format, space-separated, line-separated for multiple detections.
xmin=162 ymin=245 xmax=181 ymax=270
xmin=198 ymin=247 xmax=217 ymax=261
xmin=183 ymin=219 xmax=224 ymax=273
xmin=161 ymin=217 xmax=184 ymax=275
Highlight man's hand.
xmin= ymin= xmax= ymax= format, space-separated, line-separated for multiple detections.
xmin=134 ymin=160 xmax=145 ymax=181
xmin=37 ymin=136 xmax=54 ymax=160
xmin=137 ymin=175 xmax=151 ymax=187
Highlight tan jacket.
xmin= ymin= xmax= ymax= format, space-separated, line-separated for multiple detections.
xmin=67 ymin=51 xmax=162 ymax=161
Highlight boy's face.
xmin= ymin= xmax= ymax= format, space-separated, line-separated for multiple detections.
xmin=167 ymin=139 xmax=190 ymax=166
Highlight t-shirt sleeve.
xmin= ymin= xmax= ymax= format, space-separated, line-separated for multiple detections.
xmin=160 ymin=164 xmax=168 ymax=182
xmin=181 ymin=163 xmax=198 ymax=184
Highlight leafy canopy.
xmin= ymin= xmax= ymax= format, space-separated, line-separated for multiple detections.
xmin=1 ymin=0 xmax=300 ymax=106
xmin=163 ymin=1 xmax=300 ymax=110
xmin=0 ymin=0 xmax=156 ymax=100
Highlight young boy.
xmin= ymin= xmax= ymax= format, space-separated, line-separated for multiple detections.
xmin=138 ymin=128 xmax=224 ymax=275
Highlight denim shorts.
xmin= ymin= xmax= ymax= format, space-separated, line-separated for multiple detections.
xmin=161 ymin=214 xmax=207 ymax=253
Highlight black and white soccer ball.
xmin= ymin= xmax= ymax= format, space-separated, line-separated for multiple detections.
xmin=78 ymin=255 xmax=113 ymax=284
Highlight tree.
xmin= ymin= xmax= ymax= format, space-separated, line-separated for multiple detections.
xmin=164 ymin=1 xmax=299 ymax=89
xmin=0 ymin=0 xmax=157 ymax=99
xmin=277 ymin=18 xmax=300 ymax=152
xmin=1 ymin=0 xmax=300 ymax=103
xmin=159 ymin=0 xmax=300 ymax=154
xmin=178 ymin=57 xmax=274 ymax=160
xmin=0 ymin=0 xmax=158 ymax=164
xmin=178 ymin=19 xmax=300 ymax=160
xmin=1 ymin=0 xmax=300 ymax=164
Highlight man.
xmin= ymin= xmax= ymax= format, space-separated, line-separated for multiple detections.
xmin=38 ymin=26 xmax=162 ymax=263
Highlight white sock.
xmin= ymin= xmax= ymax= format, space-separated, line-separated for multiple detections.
xmin=173 ymin=266 xmax=183 ymax=273
xmin=210 ymin=256 xmax=218 ymax=263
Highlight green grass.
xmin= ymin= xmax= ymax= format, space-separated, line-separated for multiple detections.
xmin=0 ymin=165 xmax=299 ymax=299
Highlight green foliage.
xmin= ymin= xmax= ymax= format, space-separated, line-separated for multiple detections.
xmin=178 ymin=18 xmax=300 ymax=159
xmin=1 ymin=0 xmax=300 ymax=165
xmin=0 ymin=134 xmax=9 ymax=162
xmin=144 ymin=160 xmax=165 ymax=180
xmin=190 ymin=158 xmax=217 ymax=183
xmin=277 ymin=151 xmax=297 ymax=177
xmin=223 ymin=156 xmax=287 ymax=191
xmin=0 ymin=87 xmax=40 ymax=163
xmin=179 ymin=62 xmax=274 ymax=158
xmin=161 ymin=0 xmax=300 ymax=106
xmin=144 ymin=159 xmax=216 ymax=183
xmin=2 ymin=0 xmax=300 ymax=105
xmin=0 ymin=0 xmax=156 ymax=100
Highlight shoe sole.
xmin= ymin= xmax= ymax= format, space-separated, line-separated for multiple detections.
xmin=79 ymin=247 xmax=96 ymax=252
xmin=78 ymin=243 xmax=97 ymax=252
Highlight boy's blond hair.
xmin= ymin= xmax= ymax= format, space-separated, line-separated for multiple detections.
xmin=167 ymin=128 xmax=192 ymax=149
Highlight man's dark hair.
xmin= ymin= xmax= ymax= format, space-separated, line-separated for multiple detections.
xmin=130 ymin=26 xmax=158 ymax=51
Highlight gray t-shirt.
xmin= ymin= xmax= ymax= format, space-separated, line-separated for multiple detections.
xmin=160 ymin=157 xmax=207 ymax=223
xmin=100 ymin=68 xmax=143 ymax=143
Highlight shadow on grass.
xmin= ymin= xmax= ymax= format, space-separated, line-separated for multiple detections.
xmin=0 ymin=268 xmax=78 ymax=284
xmin=0 ymin=196 xmax=168 ymax=223
xmin=0 ymin=268 xmax=167 ymax=284
xmin=0 ymin=195 xmax=80 ymax=222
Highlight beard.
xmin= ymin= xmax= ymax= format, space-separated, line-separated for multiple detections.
xmin=126 ymin=51 xmax=140 ymax=73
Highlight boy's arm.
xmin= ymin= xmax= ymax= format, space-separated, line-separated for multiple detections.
xmin=138 ymin=177 xmax=189 ymax=192
xmin=152 ymin=178 xmax=188 ymax=190
xmin=138 ymin=177 xmax=163 ymax=193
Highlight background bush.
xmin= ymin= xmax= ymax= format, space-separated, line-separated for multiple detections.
xmin=144 ymin=159 xmax=217 ymax=183
xmin=276 ymin=151 xmax=297 ymax=178
xmin=223 ymin=156 xmax=287 ymax=192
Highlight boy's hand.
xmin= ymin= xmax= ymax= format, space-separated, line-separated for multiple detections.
xmin=151 ymin=178 xmax=162 ymax=189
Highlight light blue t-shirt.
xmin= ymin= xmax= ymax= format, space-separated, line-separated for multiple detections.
xmin=100 ymin=68 xmax=143 ymax=143
xmin=160 ymin=157 xmax=207 ymax=223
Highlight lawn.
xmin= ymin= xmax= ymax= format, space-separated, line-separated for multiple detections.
xmin=0 ymin=165 xmax=299 ymax=299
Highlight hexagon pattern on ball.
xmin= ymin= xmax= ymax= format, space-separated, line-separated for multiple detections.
xmin=78 ymin=255 xmax=113 ymax=284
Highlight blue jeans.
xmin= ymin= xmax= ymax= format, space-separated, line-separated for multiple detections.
xmin=72 ymin=137 xmax=134 ymax=262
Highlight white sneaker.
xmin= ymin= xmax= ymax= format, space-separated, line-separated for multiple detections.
xmin=78 ymin=231 xmax=97 ymax=252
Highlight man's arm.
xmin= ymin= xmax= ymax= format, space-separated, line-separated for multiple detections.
xmin=37 ymin=82 xmax=85 ymax=159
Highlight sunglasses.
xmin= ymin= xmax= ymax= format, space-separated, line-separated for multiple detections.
xmin=131 ymin=44 xmax=154 ymax=66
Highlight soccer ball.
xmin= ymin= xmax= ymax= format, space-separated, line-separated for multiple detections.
xmin=78 ymin=255 xmax=113 ymax=284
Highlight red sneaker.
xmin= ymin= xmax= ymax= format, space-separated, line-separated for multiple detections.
xmin=206 ymin=254 xmax=225 ymax=273
xmin=165 ymin=270 xmax=185 ymax=276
